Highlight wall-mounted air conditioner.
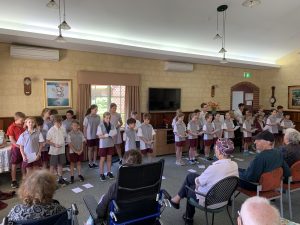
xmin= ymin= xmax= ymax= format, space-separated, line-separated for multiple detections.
xmin=10 ymin=45 xmax=60 ymax=61
xmin=164 ymin=61 xmax=194 ymax=72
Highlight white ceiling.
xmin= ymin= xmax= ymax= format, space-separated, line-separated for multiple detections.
xmin=0 ymin=0 xmax=300 ymax=68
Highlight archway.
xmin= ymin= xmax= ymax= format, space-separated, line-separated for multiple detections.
xmin=231 ymin=82 xmax=259 ymax=111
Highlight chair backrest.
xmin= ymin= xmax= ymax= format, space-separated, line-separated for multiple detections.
xmin=291 ymin=161 xmax=300 ymax=182
xmin=8 ymin=210 xmax=69 ymax=225
xmin=259 ymin=167 xmax=283 ymax=191
xmin=113 ymin=159 xmax=164 ymax=223
xmin=205 ymin=176 xmax=239 ymax=207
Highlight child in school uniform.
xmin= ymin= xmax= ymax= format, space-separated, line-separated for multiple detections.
xmin=41 ymin=108 xmax=52 ymax=130
xmin=128 ymin=111 xmax=141 ymax=149
xmin=172 ymin=109 xmax=182 ymax=128
xmin=36 ymin=117 xmax=49 ymax=169
xmin=242 ymin=113 xmax=254 ymax=155
xmin=187 ymin=113 xmax=201 ymax=164
xmin=48 ymin=109 xmax=58 ymax=129
xmin=17 ymin=117 xmax=44 ymax=174
xmin=67 ymin=120 xmax=85 ymax=183
xmin=254 ymin=114 xmax=265 ymax=135
xmin=109 ymin=103 xmax=123 ymax=163
xmin=124 ymin=118 xmax=137 ymax=151
xmin=222 ymin=112 xmax=235 ymax=141
xmin=46 ymin=115 xmax=69 ymax=186
xmin=212 ymin=113 xmax=223 ymax=143
xmin=173 ymin=113 xmax=187 ymax=166
xmin=83 ymin=104 xmax=101 ymax=168
xmin=6 ymin=112 xmax=26 ymax=188
xmin=202 ymin=113 xmax=215 ymax=160
xmin=62 ymin=110 xmax=74 ymax=166
xmin=281 ymin=114 xmax=295 ymax=134
xmin=266 ymin=109 xmax=279 ymax=136
xmin=138 ymin=113 xmax=155 ymax=162
xmin=97 ymin=112 xmax=117 ymax=182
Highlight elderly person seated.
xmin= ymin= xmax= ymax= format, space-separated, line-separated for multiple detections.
xmin=95 ymin=149 xmax=142 ymax=221
xmin=239 ymin=130 xmax=290 ymax=190
xmin=168 ymin=138 xmax=238 ymax=225
xmin=237 ymin=196 xmax=281 ymax=225
xmin=7 ymin=170 xmax=65 ymax=221
xmin=281 ymin=128 xmax=300 ymax=167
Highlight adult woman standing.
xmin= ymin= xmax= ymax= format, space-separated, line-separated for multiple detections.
xmin=109 ymin=103 xmax=123 ymax=163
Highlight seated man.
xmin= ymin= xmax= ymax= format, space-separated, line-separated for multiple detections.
xmin=169 ymin=138 xmax=239 ymax=225
xmin=239 ymin=130 xmax=290 ymax=190
xmin=281 ymin=128 xmax=300 ymax=167
xmin=237 ymin=196 xmax=281 ymax=225
xmin=95 ymin=149 xmax=142 ymax=221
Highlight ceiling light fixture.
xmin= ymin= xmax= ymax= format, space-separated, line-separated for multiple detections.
xmin=216 ymin=5 xmax=228 ymax=62
xmin=46 ymin=0 xmax=58 ymax=9
xmin=55 ymin=0 xmax=66 ymax=42
xmin=213 ymin=12 xmax=222 ymax=40
xmin=220 ymin=53 xmax=228 ymax=64
xmin=58 ymin=0 xmax=71 ymax=30
xmin=242 ymin=0 xmax=261 ymax=8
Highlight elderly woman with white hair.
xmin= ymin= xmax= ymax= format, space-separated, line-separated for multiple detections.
xmin=281 ymin=128 xmax=300 ymax=167
xmin=166 ymin=138 xmax=239 ymax=225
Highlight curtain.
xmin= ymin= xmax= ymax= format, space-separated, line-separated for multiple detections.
xmin=125 ymin=86 xmax=140 ymax=119
xmin=77 ymin=84 xmax=91 ymax=161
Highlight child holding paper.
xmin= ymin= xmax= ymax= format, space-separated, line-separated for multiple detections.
xmin=97 ymin=112 xmax=117 ymax=182
xmin=173 ymin=113 xmax=187 ymax=165
xmin=187 ymin=113 xmax=201 ymax=164
xmin=222 ymin=112 xmax=235 ymax=140
xmin=242 ymin=114 xmax=255 ymax=155
xmin=17 ymin=117 xmax=44 ymax=174
xmin=202 ymin=113 xmax=215 ymax=160
xmin=67 ymin=120 xmax=85 ymax=183
xmin=281 ymin=114 xmax=295 ymax=134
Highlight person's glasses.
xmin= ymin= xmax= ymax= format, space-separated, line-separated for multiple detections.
xmin=238 ymin=210 xmax=243 ymax=225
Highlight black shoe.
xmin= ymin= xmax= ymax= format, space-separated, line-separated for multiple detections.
xmin=182 ymin=214 xmax=194 ymax=225
xmin=11 ymin=181 xmax=19 ymax=189
xmin=92 ymin=163 xmax=99 ymax=168
xmin=58 ymin=178 xmax=69 ymax=186
xmin=107 ymin=172 xmax=114 ymax=179
xmin=78 ymin=175 xmax=84 ymax=182
xmin=100 ymin=174 xmax=106 ymax=182
xmin=88 ymin=163 xmax=93 ymax=168
xmin=70 ymin=176 xmax=74 ymax=184
xmin=162 ymin=190 xmax=180 ymax=209
xmin=119 ymin=159 xmax=122 ymax=165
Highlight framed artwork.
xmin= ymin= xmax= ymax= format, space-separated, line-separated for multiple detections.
xmin=43 ymin=79 xmax=72 ymax=108
xmin=288 ymin=86 xmax=300 ymax=109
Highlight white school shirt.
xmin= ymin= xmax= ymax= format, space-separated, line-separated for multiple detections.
xmin=171 ymin=117 xmax=177 ymax=128
xmin=173 ymin=121 xmax=187 ymax=142
xmin=202 ymin=122 xmax=215 ymax=140
xmin=281 ymin=119 xmax=294 ymax=134
xmin=124 ymin=128 xmax=137 ymax=151
xmin=195 ymin=159 xmax=239 ymax=209
xmin=187 ymin=120 xmax=199 ymax=139
xmin=83 ymin=114 xmax=101 ymax=140
xmin=266 ymin=115 xmax=279 ymax=134
xmin=212 ymin=120 xmax=223 ymax=138
xmin=17 ymin=129 xmax=44 ymax=155
xmin=96 ymin=123 xmax=117 ymax=148
xmin=222 ymin=119 xmax=235 ymax=139
xmin=137 ymin=124 xmax=156 ymax=150
xmin=243 ymin=120 xmax=253 ymax=138
xmin=234 ymin=109 xmax=244 ymax=125
xmin=46 ymin=126 xmax=67 ymax=155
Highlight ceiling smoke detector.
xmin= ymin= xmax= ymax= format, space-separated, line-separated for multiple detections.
xmin=242 ymin=0 xmax=261 ymax=8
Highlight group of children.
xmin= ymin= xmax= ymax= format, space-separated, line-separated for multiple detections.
xmin=7 ymin=109 xmax=84 ymax=188
xmin=171 ymin=103 xmax=295 ymax=165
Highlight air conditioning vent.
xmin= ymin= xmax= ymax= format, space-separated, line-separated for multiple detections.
xmin=164 ymin=61 xmax=194 ymax=72
xmin=10 ymin=45 xmax=60 ymax=61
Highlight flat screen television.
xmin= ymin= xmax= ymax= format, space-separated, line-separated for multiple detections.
xmin=148 ymin=88 xmax=181 ymax=111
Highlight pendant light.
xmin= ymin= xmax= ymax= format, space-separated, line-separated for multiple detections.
xmin=55 ymin=0 xmax=66 ymax=42
xmin=58 ymin=0 xmax=71 ymax=30
xmin=213 ymin=12 xmax=222 ymax=40
xmin=46 ymin=0 xmax=58 ymax=9
xmin=220 ymin=53 xmax=228 ymax=64
xmin=242 ymin=0 xmax=261 ymax=8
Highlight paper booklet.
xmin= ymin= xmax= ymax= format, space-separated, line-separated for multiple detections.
xmin=251 ymin=128 xmax=257 ymax=133
xmin=109 ymin=129 xmax=117 ymax=137
xmin=234 ymin=126 xmax=240 ymax=131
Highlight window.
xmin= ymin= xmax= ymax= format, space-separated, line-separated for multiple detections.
xmin=91 ymin=85 xmax=126 ymax=124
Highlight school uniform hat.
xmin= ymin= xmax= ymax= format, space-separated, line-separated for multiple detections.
xmin=215 ymin=138 xmax=234 ymax=156
xmin=253 ymin=130 xmax=275 ymax=142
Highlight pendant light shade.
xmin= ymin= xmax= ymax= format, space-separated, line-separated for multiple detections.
xmin=55 ymin=33 xmax=66 ymax=43
xmin=58 ymin=20 xmax=71 ymax=30
xmin=213 ymin=34 xmax=222 ymax=40
xmin=242 ymin=0 xmax=261 ymax=8
xmin=46 ymin=0 xmax=58 ymax=9
xmin=220 ymin=55 xmax=228 ymax=64
xmin=219 ymin=47 xmax=227 ymax=53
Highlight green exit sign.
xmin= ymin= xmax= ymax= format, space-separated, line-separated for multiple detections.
xmin=244 ymin=72 xmax=252 ymax=78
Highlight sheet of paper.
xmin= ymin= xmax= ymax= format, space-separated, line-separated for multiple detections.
xmin=72 ymin=187 xmax=83 ymax=193
xmin=82 ymin=183 xmax=94 ymax=189
xmin=198 ymin=165 xmax=205 ymax=169
xmin=109 ymin=129 xmax=117 ymax=137
xmin=234 ymin=158 xmax=244 ymax=162
xmin=249 ymin=151 xmax=256 ymax=155
xmin=162 ymin=176 xmax=166 ymax=180
xmin=251 ymin=128 xmax=257 ymax=133
xmin=234 ymin=126 xmax=240 ymax=131
xmin=276 ymin=118 xmax=282 ymax=124
xmin=63 ymin=167 xmax=70 ymax=172
xmin=188 ymin=169 xmax=197 ymax=173
xmin=263 ymin=125 xmax=270 ymax=131
xmin=27 ymin=152 xmax=37 ymax=163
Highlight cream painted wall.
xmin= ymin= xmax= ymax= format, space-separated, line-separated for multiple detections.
xmin=0 ymin=42 xmax=275 ymax=117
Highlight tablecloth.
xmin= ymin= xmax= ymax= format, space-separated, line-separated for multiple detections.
xmin=0 ymin=144 xmax=11 ymax=173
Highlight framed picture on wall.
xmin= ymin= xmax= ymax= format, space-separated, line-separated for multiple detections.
xmin=288 ymin=86 xmax=300 ymax=109
xmin=43 ymin=79 xmax=72 ymax=108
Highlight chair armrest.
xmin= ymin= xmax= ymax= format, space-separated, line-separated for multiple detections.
xmin=185 ymin=185 xmax=206 ymax=197
xmin=112 ymin=200 xmax=119 ymax=212
xmin=238 ymin=177 xmax=259 ymax=186
xmin=2 ymin=217 xmax=8 ymax=225
xmin=83 ymin=194 xmax=98 ymax=222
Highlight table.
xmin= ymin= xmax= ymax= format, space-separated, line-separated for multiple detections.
xmin=0 ymin=144 xmax=11 ymax=173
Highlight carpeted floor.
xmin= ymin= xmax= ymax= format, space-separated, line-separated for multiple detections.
xmin=0 ymin=152 xmax=299 ymax=225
